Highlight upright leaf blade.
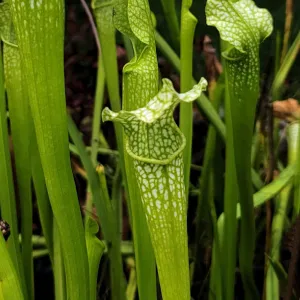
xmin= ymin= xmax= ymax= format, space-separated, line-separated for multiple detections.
xmin=206 ymin=1 xmax=273 ymax=299
xmin=9 ymin=1 xmax=89 ymax=299
xmin=91 ymin=4 xmax=127 ymax=298
xmin=67 ymin=114 xmax=127 ymax=300
xmin=85 ymin=217 xmax=105 ymax=300
xmin=31 ymin=132 xmax=54 ymax=265
xmin=180 ymin=0 xmax=198 ymax=199
xmin=0 ymin=11 xmax=26 ymax=296
xmin=159 ymin=0 xmax=180 ymax=49
xmin=103 ymin=78 xmax=207 ymax=300
xmin=271 ymin=32 xmax=300 ymax=100
xmin=113 ymin=0 xmax=158 ymax=298
xmin=0 ymin=234 xmax=24 ymax=300
xmin=1 ymin=4 xmax=33 ymax=297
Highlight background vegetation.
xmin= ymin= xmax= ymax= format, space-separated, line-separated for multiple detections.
xmin=0 ymin=0 xmax=299 ymax=299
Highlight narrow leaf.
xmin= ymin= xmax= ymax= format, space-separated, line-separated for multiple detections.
xmin=0 ymin=235 xmax=24 ymax=300
xmin=180 ymin=0 xmax=198 ymax=199
xmin=206 ymin=1 xmax=273 ymax=299
xmin=159 ymin=0 xmax=180 ymax=48
xmin=0 ymin=12 xmax=25 ymax=296
xmin=113 ymin=0 xmax=158 ymax=298
xmin=67 ymin=114 xmax=127 ymax=300
xmin=1 ymin=3 xmax=33 ymax=297
xmin=31 ymin=131 xmax=54 ymax=264
xmin=85 ymin=217 xmax=105 ymax=300
xmin=9 ymin=1 xmax=90 ymax=298
xmin=91 ymin=4 xmax=127 ymax=297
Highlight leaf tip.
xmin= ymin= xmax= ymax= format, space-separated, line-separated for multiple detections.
xmin=102 ymin=107 xmax=117 ymax=123
xmin=198 ymin=77 xmax=208 ymax=90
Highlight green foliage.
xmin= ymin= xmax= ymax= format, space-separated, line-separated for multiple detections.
xmin=0 ymin=41 xmax=24 ymax=300
xmin=180 ymin=0 xmax=198 ymax=198
xmin=91 ymin=3 xmax=130 ymax=297
xmin=103 ymin=78 xmax=207 ymax=300
xmin=0 ymin=4 xmax=25 ymax=297
xmin=206 ymin=0 xmax=273 ymax=299
xmin=85 ymin=217 xmax=105 ymax=300
xmin=0 ymin=0 xmax=298 ymax=299
xmin=113 ymin=0 xmax=159 ymax=298
xmin=159 ymin=0 xmax=179 ymax=48
xmin=9 ymin=1 xmax=89 ymax=299
xmin=0 ymin=2 xmax=33 ymax=297
xmin=68 ymin=114 xmax=127 ymax=300
xmin=0 ymin=234 xmax=24 ymax=300
xmin=271 ymin=32 xmax=300 ymax=100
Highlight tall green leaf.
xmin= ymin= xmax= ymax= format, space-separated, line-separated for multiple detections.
xmin=292 ymin=120 xmax=300 ymax=219
xmin=194 ymin=80 xmax=225 ymax=292
xmin=0 ymin=3 xmax=33 ymax=298
xmin=31 ymin=131 xmax=54 ymax=265
xmin=210 ymin=163 xmax=295 ymax=299
xmin=266 ymin=123 xmax=299 ymax=299
xmin=67 ymin=114 xmax=127 ymax=300
xmin=271 ymin=32 xmax=300 ymax=101
xmin=0 ymin=234 xmax=24 ymax=300
xmin=159 ymin=0 xmax=180 ymax=49
xmin=9 ymin=1 xmax=89 ymax=299
xmin=85 ymin=217 xmax=105 ymax=300
xmin=0 ymin=9 xmax=26 ymax=296
xmin=91 ymin=4 xmax=127 ymax=297
xmin=206 ymin=0 xmax=273 ymax=299
xmin=113 ymin=0 xmax=158 ymax=298
xmin=180 ymin=0 xmax=197 ymax=198
xmin=53 ymin=220 xmax=66 ymax=300
xmin=103 ymin=77 xmax=207 ymax=300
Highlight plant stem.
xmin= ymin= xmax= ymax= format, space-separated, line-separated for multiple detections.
xmin=280 ymin=0 xmax=293 ymax=63
xmin=31 ymin=129 xmax=54 ymax=264
xmin=159 ymin=0 xmax=180 ymax=49
xmin=292 ymin=121 xmax=300 ymax=219
xmin=53 ymin=221 xmax=66 ymax=300
xmin=96 ymin=165 xmax=126 ymax=300
xmin=86 ymin=56 xmax=105 ymax=229
xmin=180 ymin=0 xmax=198 ymax=198
xmin=90 ymin=57 xmax=105 ymax=167
xmin=126 ymin=258 xmax=137 ymax=300
xmin=271 ymin=32 xmax=300 ymax=100
xmin=193 ymin=79 xmax=224 ymax=287
xmin=68 ymin=115 xmax=127 ymax=300
xmin=92 ymin=3 xmax=130 ymax=297
xmin=155 ymin=31 xmax=180 ymax=70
